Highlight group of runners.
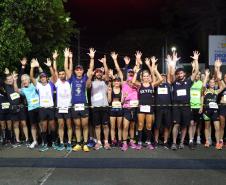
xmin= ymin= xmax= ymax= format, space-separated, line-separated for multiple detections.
xmin=0 ymin=48 xmax=226 ymax=152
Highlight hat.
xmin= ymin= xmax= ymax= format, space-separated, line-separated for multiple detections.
xmin=114 ymin=76 xmax=121 ymax=81
xmin=40 ymin=72 xmax=47 ymax=78
xmin=127 ymin=69 xmax=134 ymax=73
xmin=175 ymin=68 xmax=185 ymax=74
xmin=75 ymin=64 xmax=83 ymax=70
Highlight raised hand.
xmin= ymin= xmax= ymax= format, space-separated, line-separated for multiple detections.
xmin=134 ymin=65 xmax=140 ymax=73
xmin=109 ymin=69 xmax=114 ymax=77
xmin=69 ymin=51 xmax=73 ymax=59
xmin=111 ymin=52 xmax=118 ymax=61
xmin=64 ymin=48 xmax=70 ymax=58
xmin=205 ymin=69 xmax=210 ymax=77
xmin=145 ymin=58 xmax=151 ymax=66
xmin=20 ymin=57 xmax=27 ymax=66
xmin=52 ymin=50 xmax=59 ymax=60
xmin=4 ymin=68 xmax=10 ymax=75
xmin=172 ymin=52 xmax=180 ymax=62
xmin=190 ymin=51 xmax=200 ymax=61
xmin=217 ymin=71 xmax=222 ymax=80
xmin=44 ymin=58 xmax=52 ymax=67
xmin=150 ymin=56 xmax=158 ymax=67
xmin=87 ymin=48 xmax=96 ymax=59
xmin=98 ymin=55 xmax=107 ymax=64
xmin=30 ymin=58 xmax=39 ymax=68
xmin=12 ymin=71 xmax=18 ymax=81
xmin=135 ymin=51 xmax=142 ymax=60
xmin=214 ymin=58 xmax=222 ymax=68
xmin=124 ymin=56 xmax=130 ymax=65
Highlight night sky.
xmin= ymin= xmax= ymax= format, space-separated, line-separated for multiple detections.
xmin=64 ymin=0 xmax=226 ymax=69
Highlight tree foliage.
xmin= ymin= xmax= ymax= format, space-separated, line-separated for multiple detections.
xmin=0 ymin=0 xmax=75 ymax=72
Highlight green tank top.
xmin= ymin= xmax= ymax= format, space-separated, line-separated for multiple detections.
xmin=190 ymin=80 xmax=203 ymax=109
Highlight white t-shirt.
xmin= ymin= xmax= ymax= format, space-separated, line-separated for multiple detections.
xmin=55 ymin=79 xmax=71 ymax=108
xmin=36 ymin=82 xmax=54 ymax=107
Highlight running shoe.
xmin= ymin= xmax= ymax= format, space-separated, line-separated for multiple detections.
xmin=171 ymin=143 xmax=177 ymax=150
xmin=87 ymin=140 xmax=95 ymax=148
xmin=39 ymin=144 xmax=49 ymax=152
xmin=129 ymin=140 xmax=137 ymax=149
xmin=147 ymin=144 xmax=154 ymax=150
xmin=104 ymin=143 xmax=111 ymax=150
xmin=121 ymin=143 xmax=128 ymax=151
xmin=94 ymin=143 xmax=103 ymax=150
xmin=163 ymin=142 xmax=170 ymax=149
xmin=29 ymin=141 xmax=37 ymax=149
xmin=196 ymin=137 xmax=201 ymax=145
xmin=12 ymin=142 xmax=21 ymax=148
xmin=57 ymin=143 xmax=65 ymax=151
xmin=179 ymin=142 xmax=184 ymax=149
xmin=189 ymin=142 xmax=195 ymax=150
xmin=136 ymin=144 xmax=142 ymax=150
xmin=66 ymin=143 xmax=72 ymax=152
xmin=111 ymin=140 xmax=117 ymax=147
xmin=204 ymin=141 xmax=210 ymax=148
xmin=117 ymin=140 xmax=123 ymax=147
xmin=83 ymin=144 xmax=90 ymax=152
xmin=52 ymin=142 xmax=58 ymax=150
xmin=73 ymin=144 xmax=82 ymax=151
xmin=216 ymin=143 xmax=222 ymax=150
xmin=152 ymin=141 xmax=159 ymax=149
xmin=219 ymin=140 xmax=223 ymax=149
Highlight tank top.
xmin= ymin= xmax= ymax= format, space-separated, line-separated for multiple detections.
xmin=138 ymin=84 xmax=154 ymax=106
xmin=91 ymin=80 xmax=108 ymax=107
xmin=204 ymin=89 xmax=218 ymax=109
xmin=190 ymin=80 xmax=202 ymax=109
xmin=122 ymin=82 xmax=138 ymax=108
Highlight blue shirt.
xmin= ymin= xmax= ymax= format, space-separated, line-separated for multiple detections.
xmin=69 ymin=74 xmax=88 ymax=104
xmin=20 ymin=84 xmax=40 ymax=111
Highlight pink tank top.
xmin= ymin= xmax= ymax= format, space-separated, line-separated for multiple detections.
xmin=122 ymin=82 xmax=138 ymax=108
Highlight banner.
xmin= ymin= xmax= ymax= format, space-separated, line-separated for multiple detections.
xmin=209 ymin=35 xmax=226 ymax=65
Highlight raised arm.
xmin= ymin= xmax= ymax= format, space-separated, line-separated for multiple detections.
xmin=190 ymin=51 xmax=200 ymax=81
xmin=30 ymin=58 xmax=39 ymax=86
xmin=64 ymin=48 xmax=72 ymax=79
xmin=214 ymin=59 xmax=225 ymax=94
xmin=150 ymin=56 xmax=163 ymax=87
xmin=123 ymin=56 xmax=130 ymax=81
xmin=202 ymin=69 xmax=210 ymax=90
xmin=99 ymin=55 xmax=109 ymax=81
xmin=52 ymin=50 xmax=59 ymax=78
xmin=132 ymin=65 xmax=141 ymax=87
xmin=44 ymin=58 xmax=57 ymax=84
xmin=87 ymin=48 xmax=95 ymax=73
xmin=111 ymin=52 xmax=123 ymax=81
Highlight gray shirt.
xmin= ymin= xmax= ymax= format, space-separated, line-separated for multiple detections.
xmin=91 ymin=80 xmax=108 ymax=107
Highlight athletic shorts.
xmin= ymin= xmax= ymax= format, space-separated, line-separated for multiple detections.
xmin=191 ymin=108 xmax=202 ymax=123
xmin=71 ymin=106 xmax=89 ymax=119
xmin=155 ymin=107 xmax=172 ymax=129
xmin=138 ymin=105 xmax=154 ymax=114
xmin=9 ymin=107 xmax=27 ymax=121
xmin=123 ymin=108 xmax=137 ymax=122
xmin=55 ymin=108 xmax=72 ymax=119
xmin=92 ymin=107 xmax=109 ymax=126
xmin=110 ymin=108 xmax=123 ymax=117
xmin=203 ymin=109 xmax=219 ymax=122
xmin=172 ymin=106 xmax=191 ymax=127
xmin=219 ymin=104 xmax=226 ymax=116
xmin=0 ymin=112 xmax=11 ymax=121
xmin=28 ymin=108 xmax=40 ymax=125
xmin=39 ymin=107 xmax=55 ymax=121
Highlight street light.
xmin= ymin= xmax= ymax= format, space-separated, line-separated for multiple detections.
xmin=171 ymin=46 xmax=176 ymax=52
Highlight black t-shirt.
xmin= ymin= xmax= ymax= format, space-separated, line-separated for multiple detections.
xmin=4 ymin=84 xmax=21 ymax=105
xmin=138 ymin=84 xmax=154 ymax=106
xmin=172 ymin=77 xmax=193 ymax=104
xmin=155 ymin=82 xmax=172 ymax=106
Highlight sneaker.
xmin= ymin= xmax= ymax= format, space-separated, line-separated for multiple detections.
xmin=57 ymin=143 xmax=65 ymax=151
xmin=204 ymin=141 xmax=210 ymax=148
xmin=24 ymin=140 xmax=30 ymax=147
xmin=171 ymin=143 xmax=177 ymax=150
xmin=83 ymin=144 xmax=90 ymax=152
xmin=87 ymin=140 xmax=95 ymax=148
xmin=196 ymin=137 xmax=201 ymax=145
xmin=73 ymin=144 xmax=82 ymax=151
xmin=189 ymin=142 xmax=195 ymax=150
xmin=29 ymin=141 xmax=37 ymax=149
xmin=163 ymin=142 xmax=170 ymax=149
xmin=12 ymin=142 xmax=21 ymax=148
xmin=179 ymin=143 xmax=184 ymax=149
xmin=94 ymin=143 xmax=103 ymax=150
xmin=129 ymin=140 xmax=137 ymax=149
xmin=39 ymin=144 xmax=48 ymax=152
xmin=147 ymin=144 xmax=154 ymax=150
xmin=117 ymin=140 xmax=123 ymax=147
xmin=136 ymin=144 xmax=142 ymax=150
xmin=104 ymin=143 xmax=111 ymax=150
xmin=208 ymin=138 xmax=212 ymax=146
xmin=219 ymin=140 xmax=223 ymax=148
xmin=66 ymin=143 xmax=72 ymax=152
xmin=121 ymin=143 xmax=128 ymax=151
xmin=216 ymin=143 xmax=222 ymax=150
xmin=152 ymin=141 xmax=158 ymax=149
xmin=111 ymin=140 xmax=117 ymax=147
xmin=52 ymin=142 xmax=58 ymax=150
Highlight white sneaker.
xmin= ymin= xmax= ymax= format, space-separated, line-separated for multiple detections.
xmin=29 ymin=141 xmax=37 ymax=149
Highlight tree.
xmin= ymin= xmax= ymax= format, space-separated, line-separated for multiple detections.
xmin=0 ymin=0 xmax=76 ymax=72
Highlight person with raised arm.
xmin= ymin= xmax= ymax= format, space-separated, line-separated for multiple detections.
xmin=170 ymin=51 xmax=199 ymax=150
xmin=30 ymin=58 xmax=57 ymax=152
xmin=64 ymin=48 xmax=94 ymax=152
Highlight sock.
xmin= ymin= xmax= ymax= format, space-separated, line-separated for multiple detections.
xmin=138 ymin=130 xmax=142 ymax=143
xmin=51 ymin=131 xmax=56 ymax=143
xmin=146 ymin=129 xmax=151 ymax=142
xmin=41 ymin=132 xmax=47 ymax=145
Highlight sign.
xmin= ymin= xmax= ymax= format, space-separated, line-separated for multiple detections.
xmin=209 ymin=35 xmax=226 ymax=65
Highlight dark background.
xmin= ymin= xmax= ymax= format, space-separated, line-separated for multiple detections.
xmin=64 ymin=0 xmax=226 ymax=71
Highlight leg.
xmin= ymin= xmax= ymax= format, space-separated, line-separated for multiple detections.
xmin=66 ymin=118 xmax=72 ymax=144
xmin=116 ymin=117 xmax=123 ymax=141
xmin=13 ymin=121 xmax=20 ymax=142
xmin=58 ymin=119 xmax=65 ymax=144
xmin=81 ymin=117 xmax=89 ymax=143
xmin=110 ymin=117 xmax=116 ymax=141
xmin=21 ymin=120 xmax=29 ymax=141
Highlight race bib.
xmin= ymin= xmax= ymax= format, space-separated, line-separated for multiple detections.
xmin=1 ymin=103 xmax=10 ymax=109
xmin=157 ymin=87 xmax=168 ymax=95
xmin=129 ymin=100 xmax=139 ymax=107
xmin=140 ymin=105 xmax=151 ymax=113
xmin=93 ymin=93 xmax=103 ymax=101
xmin=74 ymin=104 xmax=85 ymax=111
xmin=209 ymin=102 xmax=218 ymax=109
xmin=112 ymin=101 xmax=122 ymax=108
xmin=191 ymin=91 xmax=201 ymax=98
xmin=31 ymin=98 xmax=39 ymax=105
xmin=59 ymin=107 xmax=69 ymax=113
xmin=177 ymin=89 xmax=186 ymax=96
xmin=41 ymin=99 xmax=50 ymax=104
xmin=10 ymin=92 xmax=20 ymax=100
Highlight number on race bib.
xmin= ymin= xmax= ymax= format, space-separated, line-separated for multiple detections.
xmin=92 ymin=93 xmax=103 ymax=101
xmin=112 ymin=101 xmax=122 ymax=108
xmin=74 ymin=104 xmax=85 ymax=111
xmin=140 ymin=105 xmax=151 ymax=113
xmin=177 ymin=89 xmax=187 ymax=96
xmin=157 ymin=87 xmax=168 ymax=95
xmin=59 ymin=107 xmax=69 ymax=113
xmin=10 ymin=93 xmax=20 ymax=100
xmin=191 ymin=91 xmax=200 ymax=98
xmin=129 ymin=100 xmax=139 ymax=107
xmin=209 ymin=102 xmax=218 ymax=109
xmin=1 ymin=103 xmax=10 ymax=109
xmin=31 ymin=98 xmax=39 ymax=105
